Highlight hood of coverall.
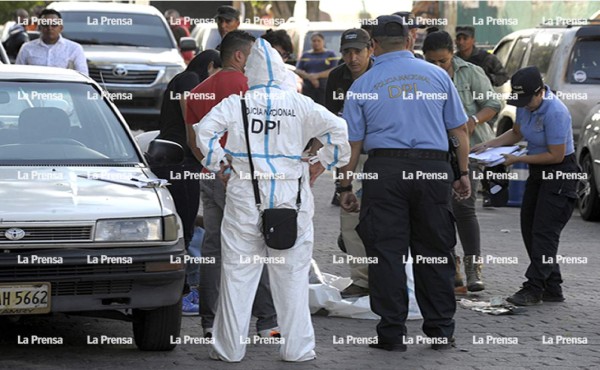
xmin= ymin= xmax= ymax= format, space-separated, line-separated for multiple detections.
xmin=245 ymin=38 xmax=288 ymax=89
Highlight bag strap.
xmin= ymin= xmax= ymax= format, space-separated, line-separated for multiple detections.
xmin=240 ymin=96 xmax=302 ymax=210
xmin=241 ymin=97 xmax=262 ymax=208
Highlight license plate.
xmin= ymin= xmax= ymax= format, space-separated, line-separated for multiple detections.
xmin=0 ymin=283 xmax=51 ymax=315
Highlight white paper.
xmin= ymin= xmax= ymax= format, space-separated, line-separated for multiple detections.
xmin=469 ymin=146 xmax=527 ymax=166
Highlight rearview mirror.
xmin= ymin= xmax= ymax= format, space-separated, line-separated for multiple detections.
xmin=179 ymin=37 xmax=197 ymax=52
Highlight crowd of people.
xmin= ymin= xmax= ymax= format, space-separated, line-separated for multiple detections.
xmin=2 ymin=4 xmax=578 ymax=362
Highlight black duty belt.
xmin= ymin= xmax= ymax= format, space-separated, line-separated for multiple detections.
xmin=368 ymin=149 xmax=449 ymax=161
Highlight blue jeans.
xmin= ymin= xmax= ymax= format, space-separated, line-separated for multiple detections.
xmin=186 ymin=227 xmax=204 ymax=287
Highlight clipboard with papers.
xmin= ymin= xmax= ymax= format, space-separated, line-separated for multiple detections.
xmin=469 ymin=146 xmax=527 ymax=167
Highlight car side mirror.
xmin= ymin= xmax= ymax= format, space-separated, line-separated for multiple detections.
xmin=145 ymin=139 xmax=184 ymax=166
xmin=179 ymin=37 xmax=197 ymax=52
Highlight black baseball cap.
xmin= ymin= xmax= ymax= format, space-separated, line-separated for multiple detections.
xmin=456 ymin=25 xmax=475 ymax=38
xmin=508 ymin=66 xmax=544 ymax=107
xmin=393 ymin=11 xmax=426 ymax=29
xmin=372 ymin=15 xmax=408 ymax=38
xmin=340 ymin=28 xmax=371 ymax=51
xmin=214 ymin=5 xmax=240 ymax=20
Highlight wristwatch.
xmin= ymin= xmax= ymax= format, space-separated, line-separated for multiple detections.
xmin=471 ymin=115 xmax=480 ymax=125
xmin=460 ymin=170 xmax=469 ymax=177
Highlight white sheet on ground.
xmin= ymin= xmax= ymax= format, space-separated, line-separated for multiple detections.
xmin=309 ymin=256 xmax=422 ymax=320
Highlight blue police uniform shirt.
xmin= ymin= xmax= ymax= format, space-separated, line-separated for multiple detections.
xmin=515 ymin=85 xmax=574 ymax=156
xmin=343 ymin=50 xmax=468 ymax=152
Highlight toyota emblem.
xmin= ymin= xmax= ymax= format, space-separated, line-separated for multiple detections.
xmin=5 ymin=228 xmax=25 ymax=240
xmin=112 ymin=65 xmax=128 ymax=77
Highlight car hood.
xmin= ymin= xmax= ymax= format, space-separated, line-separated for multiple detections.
xmin=82 ymin=45 xmax=184 ymax=66
xmin=0 ymin=167 xmax=167 ymax=222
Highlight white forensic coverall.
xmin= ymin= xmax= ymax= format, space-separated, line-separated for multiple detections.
xmin=194 ymin=38 xmax=350 ymax=362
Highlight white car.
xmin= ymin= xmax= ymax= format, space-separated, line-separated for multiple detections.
xmin=278 ymin=20 xmax=359 ymax=65
xmin=191 ymin=22 xmax=268 ymax=51
xmin=0 ymin=65 xmax=185 ymax=351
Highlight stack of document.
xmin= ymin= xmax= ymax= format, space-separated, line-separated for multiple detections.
xmin=469 ymin=146 xmax=527 ymax=167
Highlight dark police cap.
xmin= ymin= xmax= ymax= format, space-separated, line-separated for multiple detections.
xmin=455 ymin=25 xmax=475 ymax=38
xmin=340 ymin=28 xmax=371 ymax=51
xmin=508 ymin=66 xmax=544 ymax=107
xmin=214 ymin=5 xmax=240 ymax=20
xmin=393 ymin=11 xmax=426 ymax=29
xmin=372 ymin=15 xmax=408 ymax=38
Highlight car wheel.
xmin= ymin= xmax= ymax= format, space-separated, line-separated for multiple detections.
xmin=578 ymin=153 xmax=600 ymax=221
xmin=496 ymin=118 xmax=513 ymax=136
xmin=132 ymin=298 xmax=182 ymax=351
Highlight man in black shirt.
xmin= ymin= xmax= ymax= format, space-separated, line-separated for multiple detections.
xmin=154 ymin=50 xmax=221 ymax=260
xmin=215 ymin=5 xmax=240 ymax=50
xmin=325 ymin=28 xmax=373 ymax=116
xmin=324 ymin=28 xmax=373 ymax=297
xmin=455 ymin=25 xmax=508 ymax=87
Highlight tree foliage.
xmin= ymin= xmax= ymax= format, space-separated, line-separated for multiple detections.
xmin=0 ymin=1 xmax=46 ymax=24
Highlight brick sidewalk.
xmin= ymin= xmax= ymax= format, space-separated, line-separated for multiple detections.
xmin=1 ymin=175 xmax=598 ymax=369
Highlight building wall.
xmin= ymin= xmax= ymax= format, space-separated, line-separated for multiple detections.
xmin=454 ymin=0 xmax=598 ymax=46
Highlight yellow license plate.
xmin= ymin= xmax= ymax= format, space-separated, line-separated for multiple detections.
xmin=0 ymin=283 xmax=51 ymax=315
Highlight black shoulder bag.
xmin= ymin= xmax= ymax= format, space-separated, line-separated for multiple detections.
xmin=240 ymin=97 xmax=301 ymax=250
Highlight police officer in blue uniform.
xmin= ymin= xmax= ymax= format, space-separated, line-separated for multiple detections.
xmin=339 ymin=15 xmax=471 ymax=351
xmin=473 ymin=66 xmax=578 ymax=306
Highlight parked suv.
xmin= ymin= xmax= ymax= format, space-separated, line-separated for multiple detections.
xmin=47 ymin=2 xmax=195 ymax=125
xmin=0 ymin=65 xmax=185 ymax=351
xmin=492 ymin=21 xmax=600 ymax=143
xmin=576 ymin=103 xmax=600 ymax=220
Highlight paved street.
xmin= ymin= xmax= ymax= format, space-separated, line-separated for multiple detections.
xmin=1 ymin=173 xmax=599 ymax=369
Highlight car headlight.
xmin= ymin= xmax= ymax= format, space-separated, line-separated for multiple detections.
xmin=161 ymin=66 xmax=184 ymax=83
xmin=95 ymin=218 xmax=162 ymax=241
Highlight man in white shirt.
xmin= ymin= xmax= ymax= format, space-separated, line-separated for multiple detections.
xmin=16 ymin=9 xmax=88 ymax=75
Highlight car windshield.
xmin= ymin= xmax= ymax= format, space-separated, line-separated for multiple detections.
xmin=568 ymin=39 xmax=600 ymax=84
xmin=60 ymin=11 xmax=174 ymax=48
xmin=0 ymin=81 xmax=141 ymax=165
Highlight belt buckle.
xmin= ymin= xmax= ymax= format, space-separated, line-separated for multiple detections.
xmin=407 ymin=151 xmax=418 ymax=159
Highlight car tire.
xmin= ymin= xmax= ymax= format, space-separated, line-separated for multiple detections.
xmin=578 ymin=153 xmax=600 ymax=221
xmin=132 ymin=298 xmax=182 ymax=351
xmin=496 ymin=118 xmax=513 ymax=136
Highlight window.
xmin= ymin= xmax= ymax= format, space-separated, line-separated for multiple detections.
xmin=505 ymin=37 xmax=529 ymax=77
xmin=527 ymin=32 xmax=561 ymax=76
xmin=302 ymin=30 xmax=343 ymax=59
xmin=60 ymin=12 xmax=174 ymax=49
xmin=493 ymin=39 xmax=514 ymax=66
xmin=567 ymin=38 xmax=600 ymax=84
xmin=0 ymin=82 xmax=140 ymax=164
